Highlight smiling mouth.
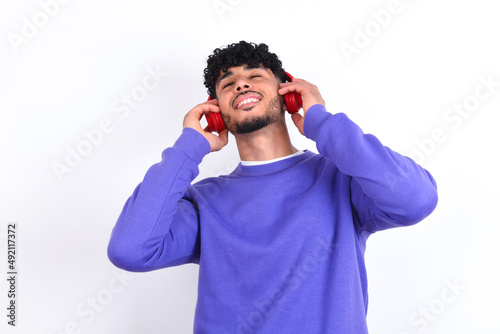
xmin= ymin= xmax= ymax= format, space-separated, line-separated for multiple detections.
xmin=237 ymin=97 xmax=260 ymax=109
xmin=234 ymin=92 xmax=263 ymax=110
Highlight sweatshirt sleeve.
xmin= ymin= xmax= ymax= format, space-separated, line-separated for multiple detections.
xmin=107 ymin=127 xmax=211 ymax=272
xmin=303 ymin=104 xmax=438 ymax=233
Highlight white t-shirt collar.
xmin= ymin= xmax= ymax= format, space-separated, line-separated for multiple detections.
xmin=240 ymin=150 xmax=307 ymax=166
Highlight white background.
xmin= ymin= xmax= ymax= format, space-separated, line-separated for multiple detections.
xmin=1 ymin=0 xmax=499 ymax=333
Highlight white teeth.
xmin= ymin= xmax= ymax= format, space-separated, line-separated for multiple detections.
xmin=237 ymin=98 xmax=260 ymax=109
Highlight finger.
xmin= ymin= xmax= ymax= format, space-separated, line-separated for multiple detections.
xmin=199 ymin=103 xmax=221 ymax=113
xmin=191 ymin=104 xmax=221 ymax=120
xmin=279 ymin=80 xmax=315 ymax=90
xmin=291 ymin=112 xmax=303 ymax=125
xmin=277 ymin=82 xmax=304 ymax=95
xmin=184 ymin=106 xmax=220 ymax=129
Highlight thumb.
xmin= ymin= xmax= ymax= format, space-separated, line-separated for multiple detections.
xmin=291 ymin=112 xmax=304 ymax=136
xmin=218 ymin=129 xmax=229 ymax=147
xmin=211 ymin=129 xmax=229 ymax=152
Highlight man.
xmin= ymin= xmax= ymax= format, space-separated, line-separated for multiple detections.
xmin=108 ymin=41 xmax=438 ymax=333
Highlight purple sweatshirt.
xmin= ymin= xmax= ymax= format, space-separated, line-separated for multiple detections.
xmin=108 ymin=104 xmax=438 ymax=333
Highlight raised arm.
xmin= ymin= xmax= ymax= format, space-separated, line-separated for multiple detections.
xmin=279 ymin=78 xmax=438 ymax=232
xmin=107 ymin=100 xmax=226 ymax=271
xmin=305 ymin=105 xmax=437 ymax=231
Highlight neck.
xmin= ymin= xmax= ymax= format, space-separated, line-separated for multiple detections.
xmin=234 ymin=119 xmax=298 ymax=161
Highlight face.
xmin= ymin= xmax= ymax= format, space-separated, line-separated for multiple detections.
xmin=214 ymin=64 xmax=285 ymax=134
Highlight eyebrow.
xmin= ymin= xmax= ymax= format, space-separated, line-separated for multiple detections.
xmin=216 ymin=64 xmax=263 ymax=88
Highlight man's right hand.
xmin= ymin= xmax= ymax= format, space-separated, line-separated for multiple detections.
xmin=183 ymin=98 xmax=229 ymax=152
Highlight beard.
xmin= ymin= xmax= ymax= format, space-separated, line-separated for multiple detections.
xmin=224 ymin=95 xmax=285 ymax=134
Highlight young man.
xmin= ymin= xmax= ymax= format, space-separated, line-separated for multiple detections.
xmin=108 ymin=41 xmax=438 ymax=333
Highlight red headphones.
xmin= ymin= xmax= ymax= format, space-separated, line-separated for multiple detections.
xmin=205 ymin=71 xmax=303 ymax=133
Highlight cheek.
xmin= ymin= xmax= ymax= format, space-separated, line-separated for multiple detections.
xmin=220 ymin=97 xmax=231 ymax=113
xmin=219 ymin=93 xmax=235 ymax=110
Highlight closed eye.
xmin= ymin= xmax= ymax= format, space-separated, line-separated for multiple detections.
xmin=222 ymin=75 xmax=260 ymax=89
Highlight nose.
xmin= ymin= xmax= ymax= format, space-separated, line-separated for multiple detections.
xmin=234 ymin=76 xmax=251 ymax=92
xmin=237 ymin=84 xmax=250 ymax=92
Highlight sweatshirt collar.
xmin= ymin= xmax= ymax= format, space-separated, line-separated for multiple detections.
xmin=231 ymin=150 xmax=313 ymax=176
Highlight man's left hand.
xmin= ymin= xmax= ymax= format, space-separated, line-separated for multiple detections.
xmin=278 ymin=78 xmax=325 ymax=136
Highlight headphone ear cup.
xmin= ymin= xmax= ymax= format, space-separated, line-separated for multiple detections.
xmin=284 ymin=91 xmax=303 ymax=114
xmin=206 ymin=96 xmax=226 ymax=133
xmin=284 ymin=72 xmax=303 ymax=114
xmin=205 ymin=111 xmax=226 ymax=133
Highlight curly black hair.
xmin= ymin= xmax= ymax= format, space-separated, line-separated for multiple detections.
xmin=203 ymin=41 xmax=288 ymax=98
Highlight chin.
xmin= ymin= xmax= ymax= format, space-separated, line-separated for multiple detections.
xmin=227 ymin=96 xmax=284 ymax=134
xmin=235 ymin=117 xmax=272 ymax=134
